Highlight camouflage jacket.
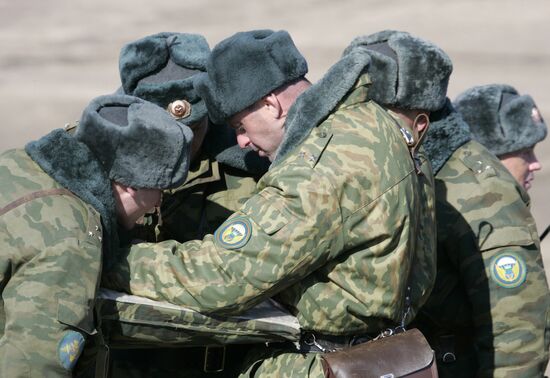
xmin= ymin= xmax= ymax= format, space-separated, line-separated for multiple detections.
xmin=108 ymin=49 xmax=436 ymax=336
xmin=0 ymin=129 xmax=114 ymax=375
xmin=419 ymin=105 xmax=550 ymax=378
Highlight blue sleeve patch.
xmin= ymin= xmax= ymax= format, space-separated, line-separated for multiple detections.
xmin=490 ymin=253 xmax=527 ymax=289
xmin=214 ymin=216 xmax=252 ymax=249
xmin=58 ymin=330 xmax=85 ymax=371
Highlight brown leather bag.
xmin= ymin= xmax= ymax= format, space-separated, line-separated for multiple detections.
xmin=321 ymin=328 xmax=438 ymax=378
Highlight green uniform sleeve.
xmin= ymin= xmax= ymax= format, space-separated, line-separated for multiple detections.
xmin=467 ymin=237 xmax=550 ymax=377
xmin=110 ymin=165 xmax=342 ymax=314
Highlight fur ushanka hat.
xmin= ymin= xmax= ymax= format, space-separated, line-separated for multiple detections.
xmin=119 ymin=32 xmax=210 ymax=126
xmin=343 ymin=30 xmax=453 ymax=112
xmin=454 ymin=84 xmax=547 ymax=156
xmin=195 ymin=29 xmax=308 ymax=124
xmin=75 ymin=94 xmax=193 ymax=189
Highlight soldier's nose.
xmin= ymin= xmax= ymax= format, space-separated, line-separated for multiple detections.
xmin=236 ymin=134 xmax=250 ymax=149
xmin=530 ymin=160 xmax=541 ymax=172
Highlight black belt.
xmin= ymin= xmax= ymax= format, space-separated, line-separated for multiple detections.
xmin=299 ymin=331 xmax=374 ymax=353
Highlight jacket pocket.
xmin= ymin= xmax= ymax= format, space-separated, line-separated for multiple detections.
xmin=242 ymin=188 xmax=290 ymax=235
xmin=478 ymin=224 xmax=535 ymax=252
xmin=57 ymin=298 xmax=96 ymax=335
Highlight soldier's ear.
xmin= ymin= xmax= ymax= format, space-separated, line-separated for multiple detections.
xmin=126 ymin=186 xmax=139 ymax=198
xmin=264 ymin=93 xmax=284 ymax=119
xmin=113 ymin=182 xmax=138 ymax=198
xmin=413 ymin=112 xmax=430 ymax=133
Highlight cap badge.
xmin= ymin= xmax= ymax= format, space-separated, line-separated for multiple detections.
xmin=167 ymin=99 xmax=191 ymax=119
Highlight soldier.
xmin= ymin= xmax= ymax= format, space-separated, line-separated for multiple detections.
xmin=105 ymin=29 xmax=437 ymax=377
xmin=0 ymin=94 xmax=192 ymax=377
xmin=413 ymin=84 xmax=550 ymax=375
xmin=455 ymin=84 xmax=546 ymax=191
xmin=101 ymin=31 xmax=269 ymax=378
xmin=117 ymin=32 xmax=269 ymax=244
xmin=342 ymin=29 xmax=454 ymax=320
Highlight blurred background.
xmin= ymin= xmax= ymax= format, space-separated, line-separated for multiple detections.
xmin=1 ymin=0 xmax=549 ymax=269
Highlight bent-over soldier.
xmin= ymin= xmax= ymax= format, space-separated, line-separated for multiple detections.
xmin=0 ymin=95 xmax=191 ymax=377
xmin=118 ymin=32 xmax=269 ymax=244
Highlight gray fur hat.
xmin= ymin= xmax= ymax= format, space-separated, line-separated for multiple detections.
xmin=195 ymin=29 xmax=308 ymax=124
xmin=75 ymin=94 xmax=193 ymax=189
xmin=119 ymin=32 xmax=210 ymax=126
xmin=454 ymin=84 xmax=547 ymax=156
xmin=343 ymin=30 xmax=452 ymax=111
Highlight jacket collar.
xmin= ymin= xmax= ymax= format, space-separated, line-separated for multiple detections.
xmin=273 ymin=49 xmax=372 ymax=165
xmin=25 ymin=129 xmax=119 ymax=266
xmin=423 ymin=100 xmax=472 ymax=174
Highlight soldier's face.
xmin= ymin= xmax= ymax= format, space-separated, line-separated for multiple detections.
xmin=499 ymin=147 xmax=541 ymax=191
xmin=113 ymin=182 xmax=163 ymax=229
xmin=133 ymin=188 xmax=163 ymax=214
xmin=229 ymin=97 xmax=285 ymax=162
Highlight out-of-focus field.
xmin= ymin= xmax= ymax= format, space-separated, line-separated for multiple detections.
xmin=1 ymin=0 xmax=549 ymax=368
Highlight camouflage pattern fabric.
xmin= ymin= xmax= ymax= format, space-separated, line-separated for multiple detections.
xmin=105 ymin=73 xmax=437 ymax=377
xmin=130 ymin=151 xmax=260 ymax=243
xmin=237 ymin=347 xmax=325 ymax=378
xmin=415 ymin=140 xmax=550 ymax=378
xmin=0 ymin=149 xmax=103 ymax=377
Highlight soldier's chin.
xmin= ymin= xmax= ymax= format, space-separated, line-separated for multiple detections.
xmin=524 ymin=180 xmax=532 ymax=191
xmin=258 ymin=150 xmax=275 ymax=162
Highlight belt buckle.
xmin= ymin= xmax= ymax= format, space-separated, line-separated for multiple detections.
xmin=203 ymin=345 xmax=226 ymax=373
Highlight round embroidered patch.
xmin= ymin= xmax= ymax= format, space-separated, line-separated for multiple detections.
xmin=58 ymin=330 xmax=85 ymax=371
xmin=214 ymin=217 xmax=252 ymax=249
xmin=491 ymin=253 xmax=527 ymax=289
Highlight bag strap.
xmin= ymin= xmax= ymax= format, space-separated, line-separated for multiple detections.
xmin=398 ymin=173 xmax=423 ymax=331
xmin=0 ymin=188 xmax=74 ymax=216
xmin=540 ymin=224 xmax=550 ymax=241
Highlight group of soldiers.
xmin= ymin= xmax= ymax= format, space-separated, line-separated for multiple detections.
xmin=0 ymin=28 xmax=548 ymax=378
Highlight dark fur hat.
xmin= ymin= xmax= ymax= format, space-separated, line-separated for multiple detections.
xmin=343 ymin=30 xmax=452 ymax=111
xmin=75 ymin=94 xmax=193 ymax=189
xmin=119 ymin=32 xmax=210 ymax=126
xmin=454 ymin=84 xmax=547 ymax=156
xmin=195 ymin=29 xmax=308 ymax=124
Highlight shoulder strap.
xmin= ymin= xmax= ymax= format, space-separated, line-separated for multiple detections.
xmin=0 ymin=188 xmax=75 ymax=216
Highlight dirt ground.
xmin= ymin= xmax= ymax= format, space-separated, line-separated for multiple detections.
xmin=1 ymin=0 xmax=549 ymax=370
